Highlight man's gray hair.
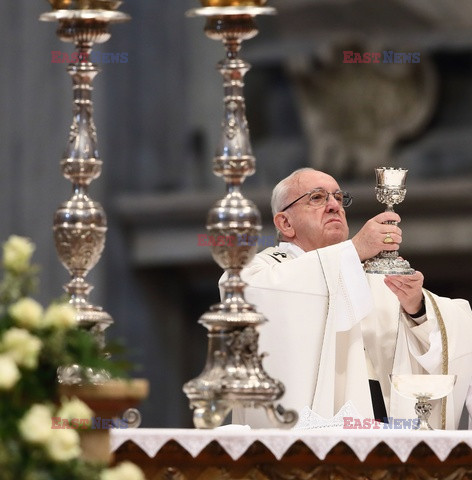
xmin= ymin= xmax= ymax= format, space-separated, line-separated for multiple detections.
xmin=271 ymin=167 xmax=315 ymax=216
xmin=271 ymin=168 xmax=315 ymax=241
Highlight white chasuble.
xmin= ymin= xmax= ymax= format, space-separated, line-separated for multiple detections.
xmin=364 ymin=275 xmax=472 ymax=429
xmin=231 ymin=241 xmax=374 ymax=427
xmin=228 ymin=241 xmax=472 ymax=429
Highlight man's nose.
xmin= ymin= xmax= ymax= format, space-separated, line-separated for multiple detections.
xmin=325 ymin=193 xmax=340 ymax=212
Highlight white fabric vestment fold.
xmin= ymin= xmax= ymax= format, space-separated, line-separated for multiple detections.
xmin=226 ymin=241 xmax=472 ymax=429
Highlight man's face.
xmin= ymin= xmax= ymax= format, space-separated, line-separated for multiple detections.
xmin=278 ymin=170 xmax=349 ymax=252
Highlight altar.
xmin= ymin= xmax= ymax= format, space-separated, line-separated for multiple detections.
xmin=111 ymin=428 xmax=472 ymax=479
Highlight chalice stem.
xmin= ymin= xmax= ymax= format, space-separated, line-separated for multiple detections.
xmin=414 ymin=396 xmax=434 ymax=430
xmin=382 ymin=204 xmax=399 ymax=259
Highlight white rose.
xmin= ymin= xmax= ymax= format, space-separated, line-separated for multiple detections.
xmin=3 ymin=235 xmax=35 ymax=273
xmin=2 ymin=328 xmax=42 ymax=369
xmin=57 ymin=396 xmax=94 ymax=429
xmin=0 ymin=354 xmax=20 ymax=390
xmin=19 ymin=404 xmax=53 ymax=444
xmin=8 ymin=298 xmax=44 ymax=329
xmin=46 ymin=427 xmax=81 ymax=462
xmin=100 ymin=462 xmax=146 ymax=480
xmin=43 ymin=303 xmax=77 ymax=329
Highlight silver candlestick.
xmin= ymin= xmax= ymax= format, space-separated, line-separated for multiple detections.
xmin=364 ymin=167 xmax=415 ymax=275
xmin=183 ymin=2 xmax=297 ymax=429
xmin=40 ymin=0 xmax=130 ymax=384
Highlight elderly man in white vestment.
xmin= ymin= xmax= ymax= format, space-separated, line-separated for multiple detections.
xmin=229 ymin=168 xmax=472 ymax=429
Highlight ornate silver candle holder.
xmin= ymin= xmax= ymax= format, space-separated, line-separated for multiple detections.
xmin=40 ymin=1 xmax=130 ymax=384
xmin=183 ymin=3 xmax=297 ymax=429
xmin=364 ymin=167 xmax=415 ymax=275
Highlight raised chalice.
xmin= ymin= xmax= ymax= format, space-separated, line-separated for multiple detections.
xmin=389 ymin=374 xmax=456 ymax=430
xmin=364 ymin=167 xmax=415 ymax=275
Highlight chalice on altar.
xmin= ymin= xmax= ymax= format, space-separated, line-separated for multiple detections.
xmin=364 ymin=167 xmax=415 ymax=275
xmin=389 ymin=374 xmax=456 ymax=430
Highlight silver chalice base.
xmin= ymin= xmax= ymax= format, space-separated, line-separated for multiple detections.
xmin=364 ymin=255 xmax=415 ymax=275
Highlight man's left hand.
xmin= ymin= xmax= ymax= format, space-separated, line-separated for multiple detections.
xmin=384 ymin=271 xmax=424 ymax=315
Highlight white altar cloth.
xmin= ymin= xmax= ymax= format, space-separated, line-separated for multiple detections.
xmin=110 ymin=428 xmax=472 ymax=463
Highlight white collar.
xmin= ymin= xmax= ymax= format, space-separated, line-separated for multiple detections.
xmin=278 ymin=242 xmax=306 ymax=259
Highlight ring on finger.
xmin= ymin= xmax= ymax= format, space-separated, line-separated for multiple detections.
xmin=383 ymin=232 xmax=394 ymax=244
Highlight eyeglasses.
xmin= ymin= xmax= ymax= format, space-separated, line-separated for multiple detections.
xmin=280 ymin=187 xmax=353 ymax=212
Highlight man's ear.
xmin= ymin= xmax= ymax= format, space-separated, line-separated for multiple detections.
xmin=274 ymin=212 xmax=295 ymax=239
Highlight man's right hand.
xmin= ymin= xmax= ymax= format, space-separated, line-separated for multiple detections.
xmin=351 ymin=212 xmax=402 ymax=262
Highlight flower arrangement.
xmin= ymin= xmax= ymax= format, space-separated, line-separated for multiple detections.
xmin=0 ymin=235 xmax=144 ymax=480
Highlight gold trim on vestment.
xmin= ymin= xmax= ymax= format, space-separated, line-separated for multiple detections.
xmin=424 ymin=290 xmax=449 ymax=430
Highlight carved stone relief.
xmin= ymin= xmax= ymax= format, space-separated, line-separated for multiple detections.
xmin=287 ymin=43 xmax=438 ymax=178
